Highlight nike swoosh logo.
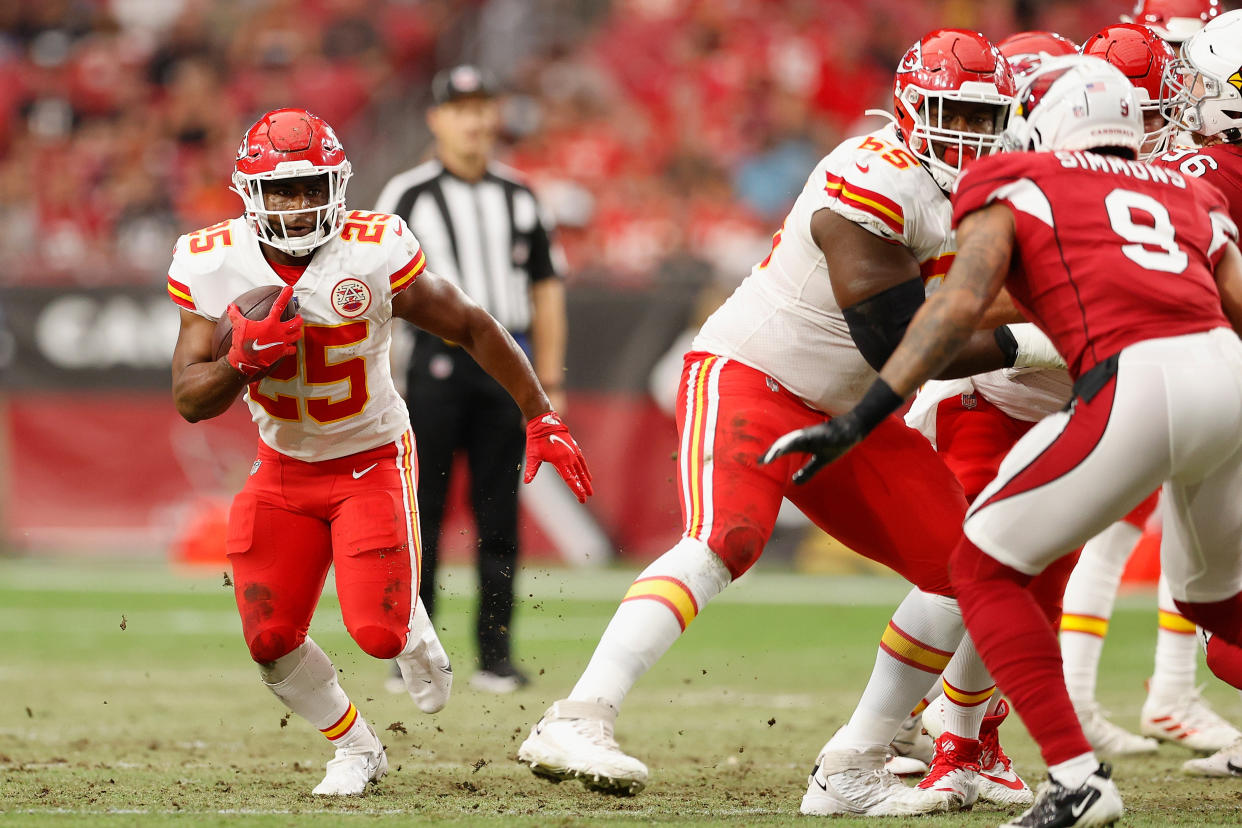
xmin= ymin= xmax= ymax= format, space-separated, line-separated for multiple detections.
xmin=811 ymin=765 xmax=827 ymax=791
xmin=1226 ymin=760 xmax=1242 ymax=775
xmin=352 ymin=463 xmax=378 ymax=479
xmin=541 ymin=414 xmax=559 ymax=426
xmin=1070 ymin=789 xmax=1100 ymax=819
xmin=252 ymin=340 xmax=283 ymax=351
xmin=421 ymin=679 xmax=432 ymax=684
xmin=980 ymin=772 xmax=1026 ymax=789
xmin=548 ymin=435 xmax=571 ymax=450
xmin=856 ymin=161 xmax=870 ymax=173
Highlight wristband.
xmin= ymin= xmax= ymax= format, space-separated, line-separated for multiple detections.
xmin=994 ymin=325 xmax=1019 ymax=368
xmin=853 ymin=378 xmax=905 ymax=433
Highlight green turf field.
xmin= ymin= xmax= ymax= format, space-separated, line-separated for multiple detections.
xmin=2 ymin=557 xmax=1240 ymax=826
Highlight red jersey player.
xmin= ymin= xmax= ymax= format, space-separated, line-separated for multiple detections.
xmin=518 ymin=29 xmax=1065 ymax=816
xmin=766 ymin=56 xmax=1242 ymax=827
xmin=1157 ymin=8 xmax=1242 ymax=778
xmin=168 ymin=108 xmax=590 ymax=795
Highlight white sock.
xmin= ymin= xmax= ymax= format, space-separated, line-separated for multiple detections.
xmin=831 ymin=589 xmax=964 ymax=751
xmin=262 ymin=637 xmax=372 ymax=748
xmin=1059 ymin=521 xmax=1136 ymax=705
xmin=940 ymin=634 xmax=995 ymax=739
xmin=1048 ymin=751 xmax=1100 ymax=789
xmin=568 ymin=538 xmax=732 ymax=709
xmin=1149 ymin=574 xmax=1198 ymax=705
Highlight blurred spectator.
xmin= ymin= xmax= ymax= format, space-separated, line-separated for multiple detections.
xmin=0 ymin=0 xmax=1209 ymax=288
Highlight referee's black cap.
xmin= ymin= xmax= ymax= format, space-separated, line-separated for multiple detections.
xmin=431 ymin=65 xmax=498 ymax=105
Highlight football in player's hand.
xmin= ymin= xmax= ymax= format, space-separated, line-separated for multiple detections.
xmin=211 ymin=285 xmax=300 ymax=365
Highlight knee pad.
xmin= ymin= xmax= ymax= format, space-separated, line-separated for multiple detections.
xmin=249 ymin=626 xmax=304 ymax=665
xmin=710 ymin=526 xmax=765 ymax=580
xmin=1174 ymin=594 xmax=1242 ymax=645
xmin=950 ymin=536 xmax=1031 ymax=590
xmin=350 ymin=624 xmax=405 ymax=660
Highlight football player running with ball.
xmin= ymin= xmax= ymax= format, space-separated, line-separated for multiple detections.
xmin=765 ymin=55 xmax=1242 ymax=827
xmin=167 ymin=108 xmax=590 ymax=796
xmin=519 ymin=30 xmax=1064 ymax=816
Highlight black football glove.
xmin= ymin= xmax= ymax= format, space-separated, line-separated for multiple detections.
xmin=760 ymin=378 xmax=905 ymax=484
xmin=760 ymin=415 xmax=867 ymax=484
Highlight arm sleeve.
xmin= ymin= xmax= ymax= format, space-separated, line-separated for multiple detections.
xmin=166 ymin=236 xmax=214 ymax=321
xmin=814 ymin=163 xmax=914 ymax=243
xmin=384 ymin=216 xmax=427 ymax=297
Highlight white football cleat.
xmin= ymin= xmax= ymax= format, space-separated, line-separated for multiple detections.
xmin=1182 ymin=736 xmax=1242 ymax=777
xmin=977 ymin=699 xmax=1033 ymax=806
xmin=885 ymin=711 xmax=933 ymax=776
xmin=394 ymin=602 xmax=453 ymax=714
xmin=916 ymin=733 xmax=980 ymax=809
xmin=1002 ymin=763 xmax=1122 ymax=827
xmin=518 ymin=699 xmax=648 ymax=795
xmin=801 ymin=744 xmax=958 ymax=816
xmin=311 ymin=722 xmax=387 ymax=796
xmin=1075 ymin=701 xmax=1157 ymax=756
xmin=1140 ymin=686 xmax=1241 ymax=752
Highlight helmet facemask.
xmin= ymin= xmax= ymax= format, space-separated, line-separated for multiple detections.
xmin=1160 ymin=55 xmax=1242 ymax=144
xmin=898 ymin=85 xmax=1010 ymax=189
xmin=231 ymin=163 xmax=352 ymax=257
xmin=1137 ymin=94 xmax=1176 ymax=160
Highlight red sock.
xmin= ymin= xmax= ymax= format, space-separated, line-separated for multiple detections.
xmin=1174 ymin=593 xmax=1242 ymax=690
xmin=951 ymin=536 xmax=1092 ymax=767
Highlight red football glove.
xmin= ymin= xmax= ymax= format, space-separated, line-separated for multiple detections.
xmin=524 ymin=411 xmax=593 ymax=503
xmin=226 ymin=286 xmax=303 ymax=379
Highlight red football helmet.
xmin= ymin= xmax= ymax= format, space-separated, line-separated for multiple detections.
xmin=996 ymin=31 xmax=1078 ymax=83
xmin=893 ymin=29 xmax=1015 ymax=190
xmin=1120 ymin=0 xmax=1219 ymax=43
xmin=1081 ymin=24 xmax=1177 ymax=160
xmin=231 ymin=108 xmax=352 ymax=256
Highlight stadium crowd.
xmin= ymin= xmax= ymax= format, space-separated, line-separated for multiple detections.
xmin=0 ymin=0 xmax=1145 ymax=288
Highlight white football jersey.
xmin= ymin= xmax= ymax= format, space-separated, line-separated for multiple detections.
xmin=167 ymin=212 xmax=426 ymax=461
xmin=693 ymin=125 xmax=956 ymax=414
xmin=969 ymin=367 xmax=1073 ymax=422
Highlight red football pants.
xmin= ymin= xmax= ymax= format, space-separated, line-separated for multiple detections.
xmin=676 ymin=352 xmax=967 ymax=594
xmin=226 ymin=432 xmax=422 ymax=664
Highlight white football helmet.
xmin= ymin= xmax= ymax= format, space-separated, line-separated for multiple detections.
xmin=1159 ymin=10 xmax=1242 ymax=143
xmin=1003 ymin=55 xmax=1144 ymax=156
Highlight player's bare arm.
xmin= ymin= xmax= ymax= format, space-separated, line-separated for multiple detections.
xmin=1213 ymin=241 xmax=1242 ymax=335
xmin=393 ymin=270 xmax=551 ymax=420
xmin=813 ymin=207 xmax=1017 ymax=378
xmin=170 ymin=309 xmax=250 ymax=423
xmin=762 ymin=204 xmax=1015 ymax=483
xmin=879 ymin=205 xmax=1014 ymax=397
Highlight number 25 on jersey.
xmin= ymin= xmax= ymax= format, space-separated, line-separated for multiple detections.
xmin=251 ymin=322 xmax=371 ymax=423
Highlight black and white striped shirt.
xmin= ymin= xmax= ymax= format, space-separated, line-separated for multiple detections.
xmin=374 ymin=160 xmax=563 ymax=334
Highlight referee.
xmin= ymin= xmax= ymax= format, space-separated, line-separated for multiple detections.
xmin=376 ymin=65 xmax=568 ymax=694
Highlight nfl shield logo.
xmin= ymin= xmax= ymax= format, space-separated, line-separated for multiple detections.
xmin=961 ymin=393 xmax=978 ymax=410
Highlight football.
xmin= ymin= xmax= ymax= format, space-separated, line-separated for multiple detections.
xmin=211 ymin=284 xmax=300 ymax=367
